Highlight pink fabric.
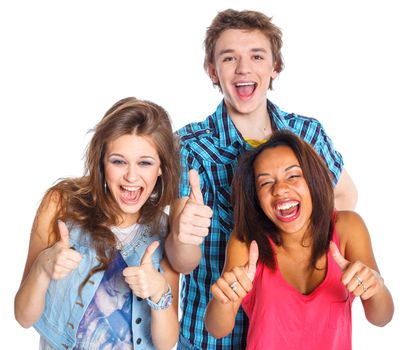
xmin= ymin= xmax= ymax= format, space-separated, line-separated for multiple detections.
xmin=242 ymin=224 xmax=354 ymax=350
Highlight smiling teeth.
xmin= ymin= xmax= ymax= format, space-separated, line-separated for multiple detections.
xmin=235 ymin=82 xmax=255 ymax=87
xmin=277 ymin=201 xmax=299 ymax=210
xmin=122 ymin=186 xmax=140 ymax=192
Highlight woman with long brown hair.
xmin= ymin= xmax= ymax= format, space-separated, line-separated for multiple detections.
xmin=15 ymin=97 xmax=180 ymax=350
xmin=205 ymin=130 xmax=393 ymax=349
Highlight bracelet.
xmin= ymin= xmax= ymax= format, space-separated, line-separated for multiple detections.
xmin=146 ymin=285 xmax=173 ymax=310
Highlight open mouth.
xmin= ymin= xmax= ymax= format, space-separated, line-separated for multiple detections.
xmin=120 ymin=185 xmax=142 ymax=204
xmin=275 ymin=200 xmax=300 ymax=222
xmin=235 ymin=82 xmax=257 ymax=98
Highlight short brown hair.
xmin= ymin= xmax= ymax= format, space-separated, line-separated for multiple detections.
xmin=204 ymin=9 xmax=284 ymax=89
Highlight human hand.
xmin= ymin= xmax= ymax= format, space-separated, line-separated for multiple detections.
xmin=41 ymin=220 xmax=82 ymax=280
xmin=176 ymin=169 xmax=213 ymax=246
xmin=330 ymin=241 xmax=384 ymax=300
xmin=123 ymin=241 xmax=168 ymax=302
xmin=211 ymin=241 xmax=259 ymax=304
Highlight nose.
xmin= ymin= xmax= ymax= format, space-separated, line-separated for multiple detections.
xmin=235 ymin=57 xmax=251 ymax=75
xmin=124 ymin=165 xmax=138 ymax=183
xmin=272 ymin=181 xmax=289 ymax=197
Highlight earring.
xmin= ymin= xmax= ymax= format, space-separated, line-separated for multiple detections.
xmin=150 ymin=177 xmax=164 ymax=207
xmin=104 ymin=181 xmax=108 ymax=194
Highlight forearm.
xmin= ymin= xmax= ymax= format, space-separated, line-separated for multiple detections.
xmin=205 ymin=298 xmax=238 ymax=338
xmin=165 ymin=232 xmax=202 ymax=274
xmin=362 ymin=285 xmax=394 ymax=326
xmin=14 ymin=252 xmax=50 ymax=328
xmin=150 ymin=307 xmax=179 ymax=350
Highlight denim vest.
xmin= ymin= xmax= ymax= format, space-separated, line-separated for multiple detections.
xmin=34 ymin=219 xmax=166 ymax=350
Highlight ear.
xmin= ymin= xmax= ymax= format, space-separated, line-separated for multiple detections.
xmin=158 ymin=168 xmax=162 ymax=176
xmin=207 ymin=64 xmax=219 ymax=84
xmin=271 ymin=64 xmax=279 ymax=80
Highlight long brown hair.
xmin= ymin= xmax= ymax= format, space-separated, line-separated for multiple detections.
xmin=232 ymin=131 xmax=334 ymax=270
xmin=204 ymin=8 xmax=284 ymax=89
xmin=41 ymin=97 xmax=180 ymax=284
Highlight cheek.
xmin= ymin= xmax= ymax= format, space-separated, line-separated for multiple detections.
xmin=104 ymin=165 xmax=121 ymax=184
xmin=257 ymin=190 xmax=271 ymax=209
xmin=299 ymin=185 xmax=313 ymax=208
xmin=258 ymin=63 xmax=278 ymax=81
xmin=144 ymin=169 xmax=161 ymax=186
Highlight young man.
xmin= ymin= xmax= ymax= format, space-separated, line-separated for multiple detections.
xmin=166 ymin=9 xmax=358 ymax=349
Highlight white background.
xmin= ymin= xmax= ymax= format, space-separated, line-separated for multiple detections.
xmin=1 ymin=1 xmax=412 ymax=349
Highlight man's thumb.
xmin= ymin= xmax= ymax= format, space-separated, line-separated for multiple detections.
xmin=329 ymin=241 xmax=350 ymax=271
xmin=246 ymin=240 xmax=259 ymax=281
xmin=58 ymin=220 xmax=70 ymax=247
xmin=140 ymin=241 xmax=160 ymax=265
xmin=188 ymin=169 xmax=204 ymax=204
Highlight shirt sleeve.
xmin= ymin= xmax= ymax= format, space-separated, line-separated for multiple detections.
xmin=314 ymin=123 xmax=344 ymax=186
xmin=179 ymin=143 xmax=204 ymax=198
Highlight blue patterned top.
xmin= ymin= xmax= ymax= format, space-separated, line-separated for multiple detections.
xmin=177 ymin=99 xmax=344 ymax=349
xmin=36 ymin=220 xmax=166 ymax=350
xmin=74 ymin=251 xmax=132 ymax=349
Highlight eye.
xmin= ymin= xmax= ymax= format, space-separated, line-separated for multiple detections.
xmin=287 ymin=173 xmax=301 ymax=181
xmin=253 ymin=55 xmax=264 ymax=60
xmin=223 ymin=56 xmax=235 ymax=62
xmin=110 ymin=158 xmax=126 ymax=165
xmin=258 ymin=180 xmax=274 ymax=188
xmin=138 ymin=160 xmax=154 ymax=167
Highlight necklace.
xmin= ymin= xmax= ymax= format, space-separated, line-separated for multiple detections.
xmin=262 ymin=119 xmax=274 ymax=139
xmin=251 ymin=118 xmax=273 ymax=140
xmin=112 ymin=224 xmax=139 ymax=249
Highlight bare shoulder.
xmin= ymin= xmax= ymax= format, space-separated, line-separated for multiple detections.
xmin=335 ymin=210 xmax=377 ymax=268
xmin=335 ymin=210 xmax=368 ymax=241
xmin=336 ymin=210 xmax=364 ymax=224
xmin=32 ymin=189 xmax=63 ymax=243
xmin=20 ymin=189 xmax=63 ymax=281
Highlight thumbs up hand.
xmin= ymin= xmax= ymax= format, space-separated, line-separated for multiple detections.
xmin=123 ymin=241 xmax=169 ymax=302
xmin=246 ymin=241 xmax=259 ymax=281
xmin=188 ymin=169 xmax=204 ymax=204
xmin=41 ymin=220 xmax=82 ymax=280
xmin=330 ymin=241 xmax=384 ymax=300
xmin=211 ymin=241 xmax=259 ymax=304
xmin=176 ymin=169 xmax=213 ymax=246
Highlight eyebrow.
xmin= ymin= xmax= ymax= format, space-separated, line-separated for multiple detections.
xmin=217 ymin=47 xmax=268 ymax=56
xmin=108 ymin=153 xmax=156 ymax=160
xmin=256 ymin=164 xmax=301 ymax=178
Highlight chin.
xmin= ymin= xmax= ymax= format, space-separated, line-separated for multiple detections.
xmin=118 ymin=202 xmax=143 ymax=216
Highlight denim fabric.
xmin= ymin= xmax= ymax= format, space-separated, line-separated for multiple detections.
xmin=34 ymin=216 xmax=167 ymax=350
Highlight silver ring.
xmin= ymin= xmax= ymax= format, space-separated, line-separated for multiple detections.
xmin=361 ymin=282 xmax=368 ymax=293
xmin=354 ymin=274 xmax=363 ymax=286
xmin=230 ymin=281 xmax=238 ymax=292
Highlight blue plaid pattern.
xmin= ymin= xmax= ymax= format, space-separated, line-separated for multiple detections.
xmin=177 ymin=99 xmax=344 ymax=349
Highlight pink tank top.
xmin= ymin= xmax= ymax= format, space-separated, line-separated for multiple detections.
xmin=242 ymin=223 xmax=354 ymax=350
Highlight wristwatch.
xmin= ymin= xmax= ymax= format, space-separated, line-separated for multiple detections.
xmin=146 ymin=285 xmax=173 ymax=310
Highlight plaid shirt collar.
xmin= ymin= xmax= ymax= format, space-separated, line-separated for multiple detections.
xmin=213 ymin=99 xmax=289 ymax=148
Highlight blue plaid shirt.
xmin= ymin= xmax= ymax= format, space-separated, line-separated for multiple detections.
xmin=177 ymin=99 xmax=344 ymax=349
